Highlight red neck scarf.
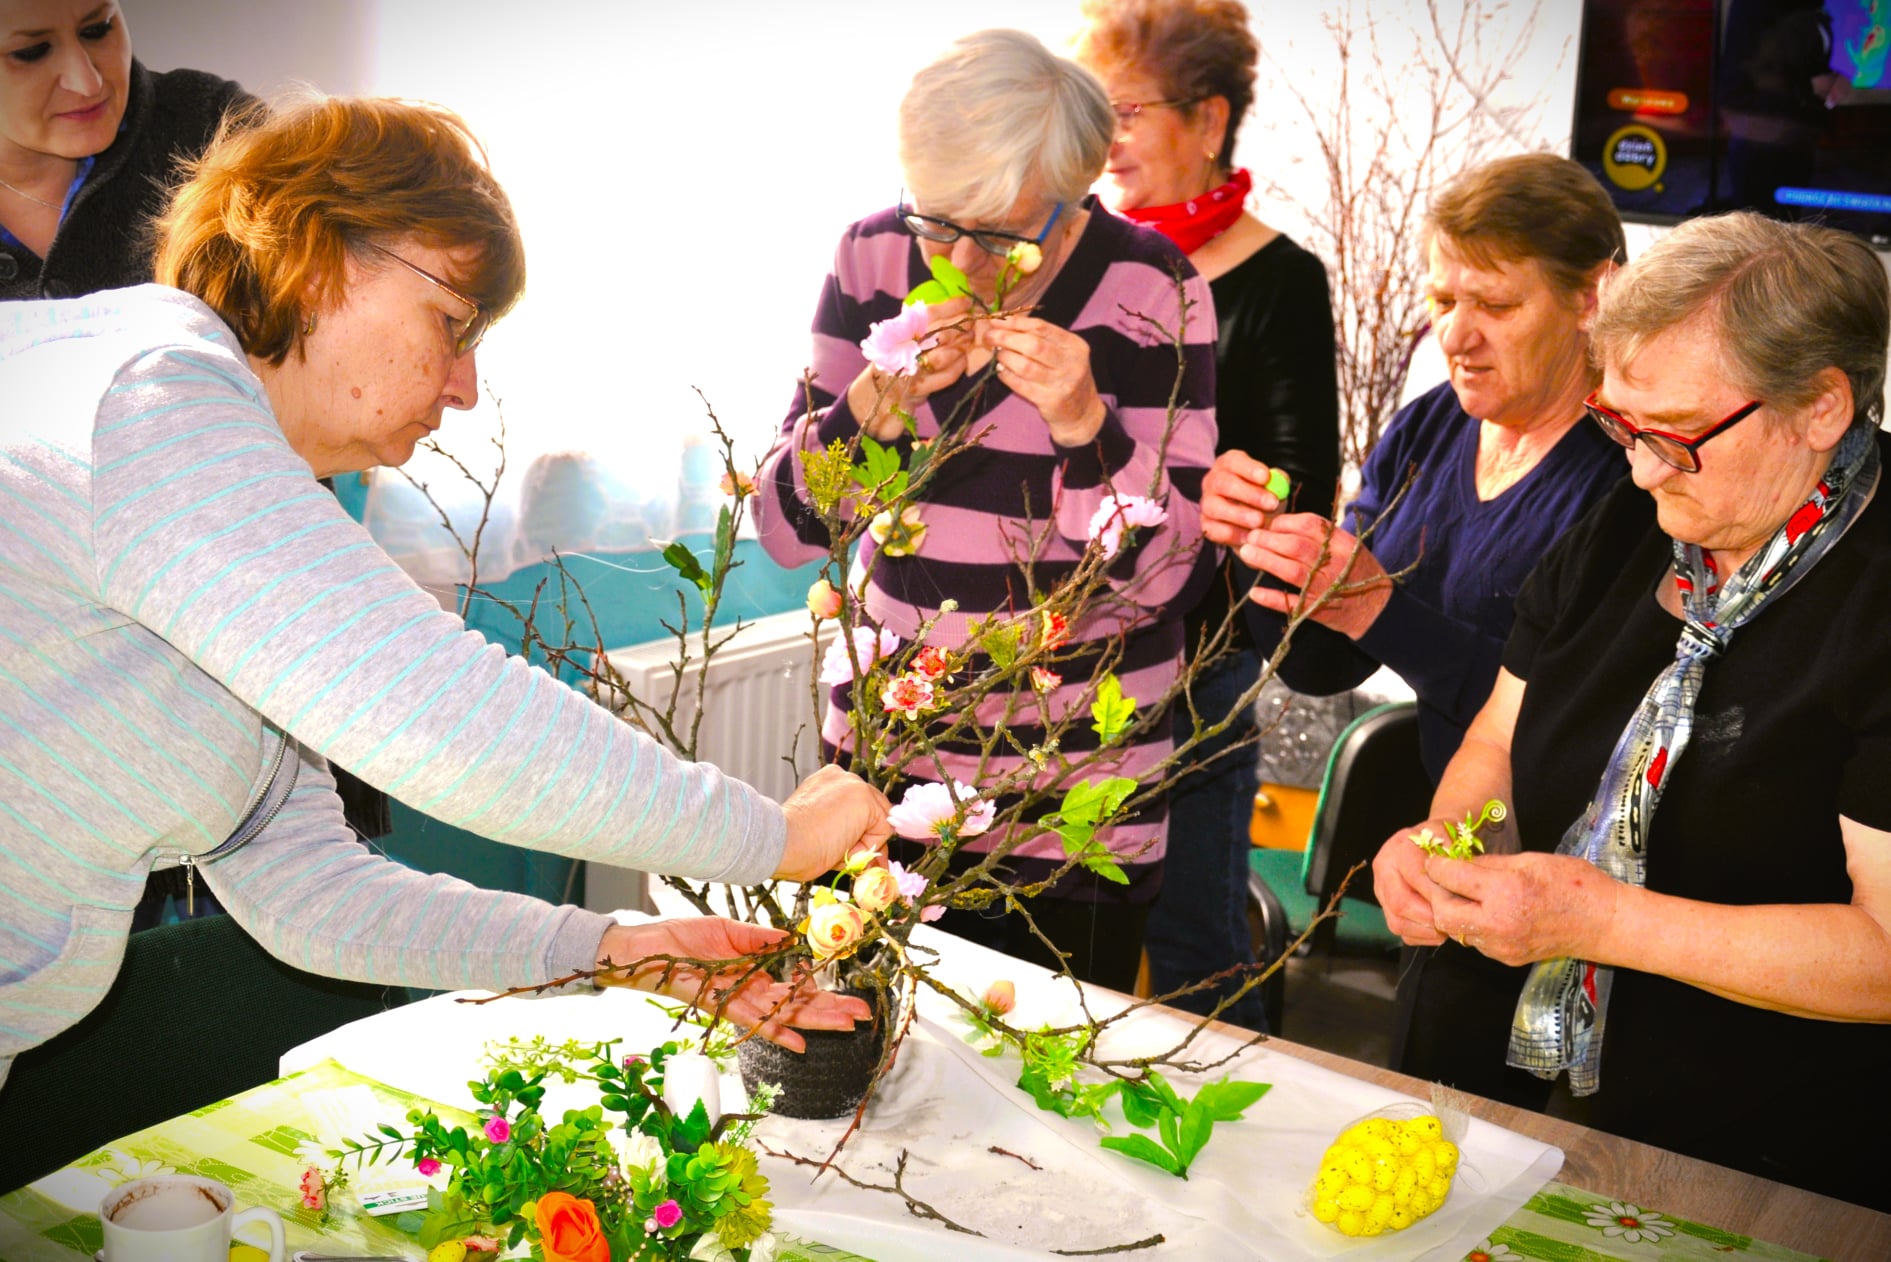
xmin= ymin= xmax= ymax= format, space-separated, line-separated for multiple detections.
xmin=1119 ymin=168 xmax=1251 ymax=255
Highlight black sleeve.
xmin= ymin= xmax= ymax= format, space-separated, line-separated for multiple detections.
xmin=1212 ymin=244 xmax=1342 ymax=511
xmin=1503 ymin=480 xmax=1647 ymax=684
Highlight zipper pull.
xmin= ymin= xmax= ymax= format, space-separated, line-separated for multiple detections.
xmin=180 ymin=854 xmax=196 ymax=918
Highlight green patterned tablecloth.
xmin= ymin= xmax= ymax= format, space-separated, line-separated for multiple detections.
xmin=0 ymin=1060 xmax=866 ymax=1262
xmin=0 ymin=1061 xmax=1827 ymax=1262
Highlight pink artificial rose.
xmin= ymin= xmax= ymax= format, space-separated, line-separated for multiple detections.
xmin=653 ymin=1199 xmax=684 ymax=1230
xmin=819 ymin=625 xmax=901 ymax=686
xmin=912 ymin=645 xmax=952 ymax=681
xmin=298 ymin=1167 xmax=325 ymax=1212
xmin=807 ymin=578 xmax=843 ymax=620
xmin=416 ymin=1156 xmax=442 ymax=1177
xmin=1087 ymin=492 xmax=1169 ymax=561
xmin=881 ymin=672 xmax=936 ymax=719
xmin=860 ymin=301 xmax=933 ymax=376
xmin=1030 ymin=667 xmax=1062 ymax=693
xmin=484 ymin=1115 xmax=511 ymax=1144
xmin=887 ymin=780 xmax=994 ymax=841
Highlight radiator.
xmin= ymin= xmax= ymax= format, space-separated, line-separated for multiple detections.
xmin=583 ymin=609 xmax=835 ymax=915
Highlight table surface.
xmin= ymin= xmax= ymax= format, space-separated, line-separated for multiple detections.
xmin=1263 ymin=1034 xmax=1891 ymax=1261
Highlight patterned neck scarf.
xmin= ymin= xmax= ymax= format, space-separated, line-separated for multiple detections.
xmin=1119 ymin=168 xmax=1250 ymax=255
xmin=1507 ymin=423 xmax=1880 ymax=1095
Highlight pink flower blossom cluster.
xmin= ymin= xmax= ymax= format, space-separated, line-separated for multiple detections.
xmin=1087 ymin=492 xmax=1169 ymax=560
xmin=819 ymin=625 xmax=901 ymax=686
xmin=860 ymin=300 xmax=934 ymax=376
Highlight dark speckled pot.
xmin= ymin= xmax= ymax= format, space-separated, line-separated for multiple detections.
xmin=736 ymin=987 xmax=898 ymax=1120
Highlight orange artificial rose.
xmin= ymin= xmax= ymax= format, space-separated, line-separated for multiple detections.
xmin=534 ymin=1191 xmax=610 ymax=1262
xmin=852 ymin=865 xmax=902 ymax=914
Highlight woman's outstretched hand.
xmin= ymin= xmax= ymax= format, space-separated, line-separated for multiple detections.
xmin=595 ymin=917 xmax=870 ymax=1053
xmin=777 ymin=764 xmax=893 ymax=881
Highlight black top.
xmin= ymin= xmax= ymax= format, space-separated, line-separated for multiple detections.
xmin=1185 ymin=233 xmax=1341 ymax=657
xmin=1416 ymin=448 xmax=1891 ymax=1209
xmin=0 ymin=60 xmax=249 ymax=301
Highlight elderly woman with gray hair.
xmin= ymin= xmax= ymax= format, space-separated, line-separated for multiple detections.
xmin=755 ymin=29 xmax=1217 ymax=990
xmin=1372 ymin=211 xmax=1891 ymax=1209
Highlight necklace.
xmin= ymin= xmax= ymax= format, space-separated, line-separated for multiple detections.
xmin=0 ymin=174 xmax=61 ymax=211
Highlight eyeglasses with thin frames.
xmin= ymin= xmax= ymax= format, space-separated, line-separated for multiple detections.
xmin=366 ymin=242 xmax=491 ymax=358
xmin=898 ymin=200 xmax=1064 ymax=258
xmin=1583 ymin=390 xmax=1764 ymax=473
xmin=1110 ymin=97 xmax=1202 ymax=129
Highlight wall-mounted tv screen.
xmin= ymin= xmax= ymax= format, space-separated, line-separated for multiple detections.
xmin=1572 ymin=0 xmax=1891 ymax=248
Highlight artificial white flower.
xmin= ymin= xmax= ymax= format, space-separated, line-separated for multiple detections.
xmin=1581 ymin=1201 xmax=1675 ymax=1244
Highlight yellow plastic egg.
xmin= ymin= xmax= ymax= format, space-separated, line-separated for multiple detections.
xmin=1313 ymin=1196 xmax=1340 ymax=1224
xmin=1338 ymin=1184 xmax=1376 ymax=1213
xmin=1335 ymin=1209 xmax=1366 ymax=1237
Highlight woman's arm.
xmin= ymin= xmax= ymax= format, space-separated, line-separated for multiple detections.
xmin=1429 ymin=814 xmax=1891 ymax=1022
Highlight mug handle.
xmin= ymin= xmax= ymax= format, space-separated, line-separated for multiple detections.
xmin=232 ymin=1205 xmax=287 ymax=1262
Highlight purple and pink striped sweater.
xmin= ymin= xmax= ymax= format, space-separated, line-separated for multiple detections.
xmin=756 ymin=202 xmax=1218 ymax=902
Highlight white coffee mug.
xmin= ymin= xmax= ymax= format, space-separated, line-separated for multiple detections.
xmin=99 ymin=1175 xmax=286 ymax=1262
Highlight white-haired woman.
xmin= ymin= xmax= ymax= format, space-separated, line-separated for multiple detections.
xmin=754 ymin=29 xmax=1218 ymax=990
xmin=1374 ymin=212 xmax=1891 ymax=1209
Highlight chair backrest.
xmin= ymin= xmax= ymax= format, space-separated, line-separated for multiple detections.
xmin=1302 ymin=701 xmax=1429 ymax=921
xmin=0 ymin=914 xmax=408 ymax=1193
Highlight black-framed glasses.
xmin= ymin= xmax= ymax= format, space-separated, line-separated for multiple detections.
xmin=898 ymin=201 xmax=1064 ymax=257
xmin=1583 ymin=390 xmax=1764 ymax=473
xmin=1110 ymin=97 xmax=1202 ymax=128
xmin=366 ymin=242 xmax=491 ymax=357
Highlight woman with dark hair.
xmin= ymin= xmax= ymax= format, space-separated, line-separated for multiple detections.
xmin=0 ymin=0 xmax=247 ymax=300
xmin=1074 ymin=0 xmax=1339 ymax=1029
xmin=0 ymin=96 xmax=892 ymax=1092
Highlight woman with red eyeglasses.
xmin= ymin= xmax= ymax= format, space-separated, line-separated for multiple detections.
xmin=1373 ymin=212 xmax=1891 ymax=1210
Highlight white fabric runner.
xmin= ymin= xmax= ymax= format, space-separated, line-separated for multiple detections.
xmin=283 ymin=916 xmax=1561 ymax=1260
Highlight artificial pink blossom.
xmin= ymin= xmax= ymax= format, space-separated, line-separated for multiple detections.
xmin=818 ymin=625 xmax=901 ymax=686
xmin=982 ymin=979 xmax=1017 ymax=1016
xmin=1030 ymin=667 xmax=1062 ymax=693
xmin=881 ymin=673 xmax=936 ymax=719
xmin=483 ymin=1115 xmax=511 ymax=1144
xmin=717 ymin=469 xmax=755 ymax=499
xmin=298 ymin=1167 xmax=326 ymax=1212
xmin=653 ymin=1199 xmax=683 ymax=1230
xmin=1087 ymin=492 xmax=1169 ymax=560
xmin=462 ymin=1237 xmax=501 ymax=1254
xmin=416 ymin=1156 xmax=442 ymax=1177
xmin=912 ymin=645 xmax=952 ymax=681
xmin=860 ymin=300 xmax=933 ymax=376
xmin=888 ymin=779 xmax=995 ymax=841
xmin=889 ymin=860 xmax=946 ymax=923
xmin=806 ymin=577 xmax=843 ymax=620
xmin=1088 ymin=492 xmax=1169 ymax=561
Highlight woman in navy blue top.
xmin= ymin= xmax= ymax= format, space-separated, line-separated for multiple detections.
xmin=1206 ymin=154 xmax=1630 ymax=783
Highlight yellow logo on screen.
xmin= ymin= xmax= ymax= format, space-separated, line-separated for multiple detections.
xmin=1603 ymin=124 xmax=1667 ymax=192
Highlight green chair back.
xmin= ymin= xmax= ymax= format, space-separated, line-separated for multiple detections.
xmin=0 ymin=914 xmax=408 ymax=1193
xmin=1300 ymin=700 xmax=1428 ymax=955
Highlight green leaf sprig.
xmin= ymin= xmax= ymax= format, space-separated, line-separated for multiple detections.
xmin=1410 ymin=798 xmax=1508 ymax=860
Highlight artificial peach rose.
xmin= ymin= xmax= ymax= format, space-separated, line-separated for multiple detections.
xmin=982 ymin=980 xmax=1017 ymax=1016
xmin=805 ymin=901 xmax=867 ymax=960
xmin=1007 ymin=241 xmax=1044 ymax=275
xmin=806 ymin=578 xmax=843 ymax=620
xmin=853 ymin=865 xmax=902 ymax=914
xmin=534 ymin=1191 xmax=609 ymax=1262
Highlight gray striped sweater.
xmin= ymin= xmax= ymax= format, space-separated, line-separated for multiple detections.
xmin=0 ymin=286 xmax=785 ymax=1085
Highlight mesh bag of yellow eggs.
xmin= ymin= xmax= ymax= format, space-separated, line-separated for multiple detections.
xmin=1305 ymin=1106 xmax=1465 ymax=1238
